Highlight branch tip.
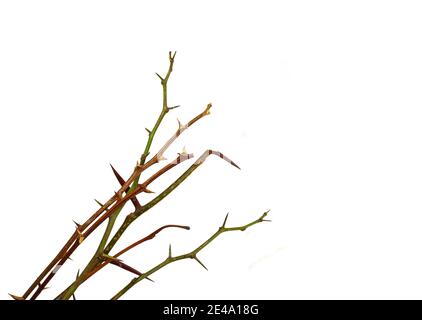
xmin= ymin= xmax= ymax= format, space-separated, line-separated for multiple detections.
xmin=169 ymin=51 xmax=177 ymax=61
xmin=259 ymin=210 xmax=270 ymax=221
xmin=205 ymin=103 xmax=212 ymax=115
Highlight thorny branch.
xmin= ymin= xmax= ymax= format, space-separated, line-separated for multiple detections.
xmin=12 ymin=52 xmax=267 ymax=301
xmin=111 ymin=211 xmax=270 ymax=300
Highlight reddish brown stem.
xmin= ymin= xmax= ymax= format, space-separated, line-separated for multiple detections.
xmin=23 ymin=103 xmax=210 ymax=299
xmin=54 ymin=224 xmax=189 ymax=298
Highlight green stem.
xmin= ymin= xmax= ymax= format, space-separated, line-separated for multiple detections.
xmin=111 ymin=211 xmax=270 ymax=300
xmin=57 ymin=206 xmax=123 ymax=300
xmin=58 ymin=52 xmax=177 ymax=300
xmin=137 ymin=51 xmax=176 ymax=174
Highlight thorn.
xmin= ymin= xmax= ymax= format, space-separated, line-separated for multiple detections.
xmin=145 ymin=127 xmax=151 ymax=134
xmin=114 ymin=191 xmax=122 ymax=200
xmin=74 ymin=221 xmax=84 ymax=243
xmin=103 ymin=254 xmax=122 ymax=262
xmin=109 ymin=260 xmax=154 ymax=282
xmin=144 ymin=188 xmax=155 ymax=194
xmin=74 ymin=224 xmax=84 ymax=243
xmin=37 ymin=282 xmax=49 ymax=290
xmin=168 ymin=244 xmax=172 ymax=258
xmin=146 ymin=277 xmax=155 ymax=283
xmin=72 ymin=220 xmax=81 ymax=229
xmin=176 ymin=118 xmax=187 ymax=132
xmin=94 ymin=199 xmax=108 ymax=210
xmin=66 ymin=256 xmax=73 ymax=261
xmin=168 ymin=105 xmax=181 ymax=110
xmin=9 ymin=294 xmax=24 ymax=300
xmin=39 ymin=286 xmax=50 ymax=291
xmin=230 ymin=160 xmax=241 ymax=170
xmin=262 ymin=219 xmax=272 ymax=222
xmin=110 ymin=164 xmax=127 ymax=187
xmin=76 ymin=269 xmax=80 ymax=279
xmin=222 ymin=212 xmax=229 ymax=228
xmin=155 ymin=72 xmax=164 ymax=81
xmin=111 ymin=164 xmax=142 ymax=210
xmin=72 ymin=293 xmax=77 ymax=300
xmin=193 ymin=255 xmax=208 ymax=271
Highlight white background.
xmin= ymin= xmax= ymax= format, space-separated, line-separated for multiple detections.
xmin=1 ymin=0 xmax=422 ymax=300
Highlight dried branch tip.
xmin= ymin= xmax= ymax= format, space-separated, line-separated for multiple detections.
xmin=178 ymin=146 xmax=188 ymax=156
xmin=205 ymin=103 xmax=212 ymax=115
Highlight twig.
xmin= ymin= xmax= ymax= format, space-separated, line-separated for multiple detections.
xmin=111 ymin=211 xmax=270 ymax=300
